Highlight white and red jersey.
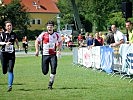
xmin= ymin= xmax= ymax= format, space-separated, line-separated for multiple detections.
xmin=37 ymin=32 xmax=61 ymax=55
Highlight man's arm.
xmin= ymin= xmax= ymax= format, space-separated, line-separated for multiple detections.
xmin=56 ymin=41 xmax=62 ymax=51
xmin=56 ymin=33 xmax=62 ymax=51
xmin=15 ymin=39 xmax=20 ymax=49
xmin=110 ymin=39 xmax=124 ymax=47
xmin=35 ymin=39 xmax=39 ymax=56
xmin=0 ymin=42 xmax=6 ymax=45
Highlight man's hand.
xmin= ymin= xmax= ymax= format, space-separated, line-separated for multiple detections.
xmin=35 ymin=50 xmax=39 ymax=56
xmin=6 ymin=42 xmax=11 ymax=46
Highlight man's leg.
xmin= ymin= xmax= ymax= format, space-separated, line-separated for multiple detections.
xmin=7 ymin=58 xmax=15 ymax=92
xmin=7 ymin=72 xmax=14 ymax=92
xmin=1 ymin=53 xmax=8 ymax=74
xmin=42 ymin=55 xmax=49 ymax=75
xmin=48 ymin=55 xmax=57 ymax=89
xmin=48 ymin=74 xmax=55 ymax=89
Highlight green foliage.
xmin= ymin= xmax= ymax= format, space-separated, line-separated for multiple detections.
xmin=128 ymin=17 xmax=133 ymax=23
xmin=57 ymin=0 xmax=73 ymax=29
xmin=0 ymin=0 xmax=30 ymax=31
xmin=107 ymin=12 xmax=125 ymax=29
xmin=57 ymin=0 xmax=127 ymax=32
xmin=14 ymin=29 xmax=43 ymax=41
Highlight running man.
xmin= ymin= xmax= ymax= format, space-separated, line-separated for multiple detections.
xmin=0 ymin=21 xmax=19 ymax=92
xmin=35 ymin=21 xmax=62 ymax=89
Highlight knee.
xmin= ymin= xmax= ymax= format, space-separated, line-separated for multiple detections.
xmin=3 ymin=72 xmax=7 ymax=74
xmin=8 ymin=68 xmax=13 ymax=73
xmin=51 ymin=70 xmax=56 ymax=75
xmin=42 ymin=70 xmax=48 ymax=75
xmin=2 ymin=69 xmax=7 ymax=74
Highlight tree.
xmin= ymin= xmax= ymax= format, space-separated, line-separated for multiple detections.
xmin=0 ymin=0 xmax=30 ymax=32
xmin=79 ymin=0 xmax=122 ymax=32
xmin=57 ymin=0 xmax=124 ymax=32
xmin=107 ymin=12 xmax=125 ymax=29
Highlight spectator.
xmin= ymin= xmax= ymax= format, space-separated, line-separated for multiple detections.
xmin=61 ymin=34 xmax=65 ymax=50
xmin=110 ymin=24 xmax=125 ymax=47
xmin=125 ymin=21 xmax=133 ymax=43
xmin=22 ymin=36 xmax=28 ymax=53
xmin=86 ymin=34 xmax=94 ymax=49
xmin=77 ymin=33 xmax=83 ymax=46
xmin=106 ymin=26 xmax=115 ymax=45
xmin=94 ymin=32 xmax=104 ymax=46
xmin=99 ymin=32 xmax=105 ymax=40
xmin=85 ymin=32 xmax=89 ymax=39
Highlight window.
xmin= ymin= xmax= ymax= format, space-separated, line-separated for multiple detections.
xmin=31 ymin=19 xmax=41 ymax=25
xmin=37 ymin=19 xmax=41 ymax=24
xmin=32 ymin=19 xmax=35 ymax=24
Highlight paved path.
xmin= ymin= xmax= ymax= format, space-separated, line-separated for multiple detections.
xmin=15 ymin=51 xmax=73 ymax=57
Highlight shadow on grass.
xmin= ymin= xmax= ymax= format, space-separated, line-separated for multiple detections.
xmin=17 ymin=87 xmax=89 ymax=91
xmin=0 ymin=83 xmax=7 ymax=85
xmin=55 ymin=87 xmax=89 ymax=90
xmin=18 ymin=88 xmax=48 ymax=91
xmin=18 ymin=87 xmax=90 ymax=91
xmin=14 ymin=83 xmax=24 ymax=85
xmin=0 ymin=83 xmax=24 ymax=85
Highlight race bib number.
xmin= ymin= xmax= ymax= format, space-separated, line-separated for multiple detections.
xmin=42 ymin=43 xmax=55 ymax=55
xmin=49 ymin=43 xmax=55 ymax=49
xmin=5 ymin=45 xmax=14 ymax=53
xmin=43 ymin=43 xmax=55 ymax=49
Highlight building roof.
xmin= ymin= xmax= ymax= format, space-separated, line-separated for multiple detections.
xmin=3 ymin=0 xmax=60 ymax=13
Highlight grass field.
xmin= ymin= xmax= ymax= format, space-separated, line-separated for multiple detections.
xmin=0 ymin=54 xmax=133 ymax=100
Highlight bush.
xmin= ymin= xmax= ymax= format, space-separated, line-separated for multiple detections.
xmin=14 ymin=29 xmax=43 ymax=41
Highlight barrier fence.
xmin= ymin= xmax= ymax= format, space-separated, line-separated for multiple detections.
xmin=72 ymin=44 xmax=133 ymax=82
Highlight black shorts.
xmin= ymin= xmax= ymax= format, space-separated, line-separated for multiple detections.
xmin=22 ymin=43 xmax=25 ymax=48
xmin=23 ymin=43 xmax=28 ymax=48
xmin=42 ymin=55 xmax=57 ymax=75
xmin=1 ymin=52 xmax=15 ymax=74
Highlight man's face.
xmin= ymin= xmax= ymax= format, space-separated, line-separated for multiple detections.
xmin=111 ymin=25 xmax=116 ymax=33
xmin=126 ymin=22 xmax=132 ymax=30
xmin=47 ymin=25 xmax=54 ymax=34
xmin=5 ymin=22 xmax=12 ymax=32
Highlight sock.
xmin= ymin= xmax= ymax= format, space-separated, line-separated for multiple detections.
xmin=8 ymin=72 xmax=14 ymax=87
xmin=49 ymin=74 xmax=55 ymax=83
